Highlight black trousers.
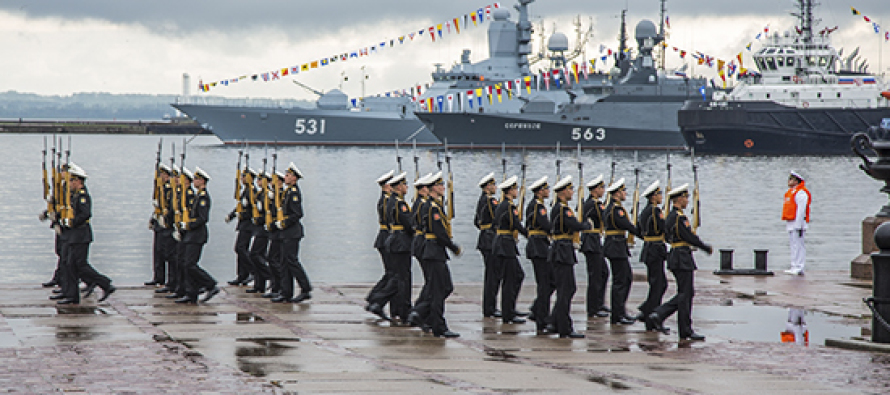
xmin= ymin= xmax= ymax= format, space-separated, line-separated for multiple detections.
xmin=424 ymin=259 xmax=453 ymax=335
xmin=249 ymin=234 xmax=271 ymax=292
xmin=234 ymin=228 xmax=254 ymax=281
xmin=583 ymin=251 xmax=610 ymax=316
xmin=279 ymin=237 xmax=311 ymax=299
xmin=608 ymin=257 xmax=633 ymax=323
xmin=481 ymin=250 xmax=503 ymax=316
xmin=654 ymin=270 xmax=695 ymax=338
xmin=392 ymin=252 xmax=413 ymax=320
xmin=367 ymin=248 xmax=393 ymax=302
xmin=51 ymin=234 xmax=63 ymax=283
xmin=412 ymin=258 xmax=432 ymax=321
xmin=530 ymin=258 xmax=555 ymax=330
xmin=267 ymin=239 xmax=283 ymax=293
xmin=173 ymin=240 xmax=188 ymax=296
xmin=152 ymin=230 xmax=166 ymax=283
xmin=160 ymin=234 xmax=179 ymax=291
xmin=498 ymin=255 xmax=524 ymax=322
xmin=638 ymin=253 xmax=668 ymax=319
xmin=184 ymin=242 xmax=217 ymax=300
xmin=65 ymin=243 xmax=112 ymax=303
xmin=552 ymin=263 xmax=577 ymax=336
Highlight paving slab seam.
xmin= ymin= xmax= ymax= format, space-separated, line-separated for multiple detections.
xmin=213 ymin=288 xmax=499 ymax=395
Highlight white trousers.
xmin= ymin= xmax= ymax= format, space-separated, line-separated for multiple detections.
xmin=789 ymin=230 xmax=806 ymax=272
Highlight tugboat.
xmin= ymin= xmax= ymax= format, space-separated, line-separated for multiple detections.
xmin=678 ymin=0 xmax=890 ymax=155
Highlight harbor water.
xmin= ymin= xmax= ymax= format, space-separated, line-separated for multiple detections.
xmin=0 ymin=133 xmax=883 ymax=285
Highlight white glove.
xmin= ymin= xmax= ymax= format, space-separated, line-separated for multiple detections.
xmin=38 ymin=211 xmax=48 ymax=222
xmin=172 ymin=229 xmax=181 ymax=242
xmin=47 ymin=211 xmax=57 ymax=222
xmin=180 ymin=222 xmax=188 ymax=230
xmin=152 ymin=200 xmax=159 ymax=209
xmin=61 ymin=218 xmax=70 ymax=228
xmin=275 ymin=220 xmax=284 ymax=230
xmin=158 ymin=217 xmax=167 ymax=228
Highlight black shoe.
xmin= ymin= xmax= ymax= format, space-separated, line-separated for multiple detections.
xmin=155 ymin=287 xmax=172 ymax=294
xmin=646 ymin=313 xmax=668 ymax=334
xmin=406 ymin=311 xmax=422 ymax=327
xmin=261 ymin=292 xmax=279 ymax=298
xmin=200 ymin=287 xmax=220 ymax=303
xmin=42 ymin=281 xmax=58 ymax=288
xmin=291 ymin=292 xmax=311 ymax=303
xmin=528 ymin=313 xmax=536 ymax=322
xmin=515 ymin=311 xmax=530 ymax=317
xmin=56 ymin=298 xmax=79 ymax=305
xmin=435 ymin=331 xmax=460 ymax=338
xmin=545 ymin=323 xmax=556 ymax=333
xmin=367 ymin=303 xmax=390 ymax=321
xmin=52 ymin=289 xmax=62 ymax=294
xmin=239 ymin=275 xmax=254 ymax=286
xmin=82 ymin=285 xmax=97 ymax=298
xmin=271 ymin=296 xmax=289 ymax=303
xmin=503 ymin=317 xmax=526 ymax=324
xmin=174 ymin=296 xmax=197 ymax=304
xmin=98 ymin=286 xmax=116 ymax=302
xmin=144 ymin=281 xmax=161 ymax=286
xmin=484 ymin=310 xmax=503 ymax=318
xmin=165 ymin=293 xmax=184 ymax=299
xmin=684 ymin=333 xmax=706 ymax=341
xmin=537 ymin=326 xmax=552 ymax=334
xmin=560 ymin=332 xmax=585 ymax=339
xmin=49 ymin=294 xmax=66 ymax=300
xmin=594 ymin=311 xmax=610 ymax=318
xmin=245 ymin=289 xmax=262 ymax=293
xmin=599 ymin=306 xmax=611 ymax=313
xmin=613 ymin=316 xmax=636 ymax=325
xmin=228 ymin=277 xmax=245 ymax=286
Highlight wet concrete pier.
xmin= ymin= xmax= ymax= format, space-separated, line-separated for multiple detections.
xmin=0 ymin=270 xmax=885 ymax=394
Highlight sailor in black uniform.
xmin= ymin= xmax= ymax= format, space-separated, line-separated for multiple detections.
xmin=603 ymin=178 xmax=643 ymax=325
xmin=474 ymin=172 xmax=501 ymax=318
xmin=384 ymin=172 xmax=414 ymax=322
xmin=246 ymin=171 xmax=272 ymax=294
xmin=525 ymin=176 xmax=554 ymax=333
xmin=580 ymin=175 xmax=609 ymax=318
xmin=274 ymin=163 xmax=312 ymax=303
xmin=367 ymin=171 xmax=394 ymax=312
xmin=407 ymin=173 xmax=433 ymax=328
xmin=148 ymin=163 xmax=175 ymax=288
xmin=168 ymin=167 xmax=195 ymax=300
xmin=548 ymin=176 xmax=591 ymax=338
xmin=263 ymin=171 xmax=286 ymax=299
xmin=177 ymin=167 xmax=220 ymax=304
xmin=646 ymin=184 xmax=712 ymax=341
xmin=226 ymin=168 xmax=259 ymax=286
xmin=493 ymin=175 xmax=529 ymax=324
xmin=636 ymin=180 xmax=668 ymax=329
xmin=420 ymin=172 xmax=461 ymax=338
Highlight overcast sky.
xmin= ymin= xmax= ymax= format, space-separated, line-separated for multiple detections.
xmin=0 ymin=0 xmax=887 ymax=101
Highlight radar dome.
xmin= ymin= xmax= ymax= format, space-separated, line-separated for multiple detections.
xmin=548 ymin=32 xmax=569 ymax=52
xmin=634 ymin=20 xmax=658 ymax=41
xmin=492 ymin=9 xmax=510 ymax=21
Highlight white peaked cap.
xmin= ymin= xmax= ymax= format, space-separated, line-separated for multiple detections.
xmin=642 ymin=180 xmax=661 ymax=197
xmin=586 ymin=174 xmax=604 ymax=188
xmin=388 ymin=171 xmax=407 ymax=185
xmin=553 ymin=175 xmax=573 ymax=191
xmin=376 ymin=170 xmax=395 ymax=185
xmin=181 ymin=167 xmax=194 ymax=181
xmin=606 ymin=177 xmax=626 ymax=193
xmin=194 ymin=166 xmax=211 ymax=181
xmin=498 ymin=175 xmax=518 ymax=190
xmin=287 ymin=162 xmax=303 ymax=178
xmin=790 ymin=170 xmax=804 ymax=181
xmin=668 ymin=183 xmax=689 ymax=198
xmin=158 ymin=163 xmax=171 ymax=173
xmin=529 ymin=176 xmax=548 ymax=192
xmin=68 ymin=163 xmax=87 ymax=179
xmin=428 ymin=171 xmax=444 ymax=185
xmin=415 ymin=172 xmax=434 ymax=187
xmin=478 ymin=172 xmax=496 ymax=187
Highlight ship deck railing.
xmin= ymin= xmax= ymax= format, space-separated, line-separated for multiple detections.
xmin=174 ymin=95 xmax=307 ymax=109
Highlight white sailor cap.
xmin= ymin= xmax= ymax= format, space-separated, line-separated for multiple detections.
xmin=415 ymin=172 xmax=433 ymax=187
xmin=388 ymin=171 xmax=407 ymax=185
xmin=376 ymin=170 xmax=395 ymax=185
xmin=182 ymin=167 xmax=194 ymax=181
xmin=529 ymin=176 xmax=548 ymax=192
xmin=286 ymin=162 xmax=303 ymax=178
xmin=478 ymin=172 xmax=496 ymax=187
xmin=68 ymin=163 xmax=87 ymax=179
xmin=498 ymin=175 xmax=518 ymax=191
xmin=789 ymin=170 xmax=804 ymax=181
xmin=553 ymin=175 xmax=573 ymax=192
xmin=171 ymin=165 xmax=180 ymax=175
xmin=668 ymin=183 xmax=689 ymax=198
xmin=263 ymin=171 xmax=272 ymax=180
xmin=606 ymin=178 xmax=626 ymax=193
xmin=158 ymin=163 xmax=172 ymax=174
xmin=642 ymin=180 xmax=661 ymax=198
xmin=244 ymin=167 xmax=258 ymax=177
xmin=194 ymin=166 xmax=211 ymax=181
xmin=275 ymin=170 xmax=285 ymax=180
xmin=586 ymin=174 xmax=604 ymax=189
xmin=428 ymin=171 xmax=444 ymax=185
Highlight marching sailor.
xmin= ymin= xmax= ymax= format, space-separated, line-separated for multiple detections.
xmin=636 ymin=180 xmax=668 ymax=328
xmin=474 ymin=172 xmax=501 ymax=318
xmin=492 ymin=175 xmax=529 ymax=324
xmin=603 ymin=178 xmax=642 ymax=325
xmin=525 ymin=176 xmax=554 ymax=333
xmin=548 ymin=176 xmax=590 ymax=338
xmin=580 ymin=175 xmax=609 ymax=318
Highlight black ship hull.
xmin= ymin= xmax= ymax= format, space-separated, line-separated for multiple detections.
xmin=415 ymin=112 xmax=687 ymax=150
xmin=679 ymin=101 xmax=890 ymax=155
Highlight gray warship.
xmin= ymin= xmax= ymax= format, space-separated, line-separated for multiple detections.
xmin=415 ymin=12 xmax=712 ymax=150
xmin=172 ymin=0 xmax=579 ymax=146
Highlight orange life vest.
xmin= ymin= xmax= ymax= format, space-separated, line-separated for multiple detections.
xmin=782 ymin=182 xmax=810 ymax=222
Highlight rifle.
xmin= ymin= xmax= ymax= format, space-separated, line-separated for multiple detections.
xmin=179 ymin=138 xmax=190 ymax=229
xmin=260 ymin=145 xmax=269 ymax=226
xmin=170 ymin=143 xmax=179 ymax=230
xmin=248 ymin=152 xmax=260 ymax=220
xmin=152 ymin=138 xmax=163 ymax=218
xmin=575 ymin=143 xmax=584 ymax=215
xmin=412 ymin=139 xmax=420 ymax=181
xmin=62 ymin=136 xmax=73 ymax=224
xmin=628 ymin=150 xmax=640 ymax=246
xmin=691 ymin=147 xmax=701 ymax=233
xmin=395 ymin=139 xmax=403 ymax=173
xmin=445 ymin=139 xmax=455 ymax=228
xmin=606 ymin=147 xmax=617 ymax=206
xmin=664 ymin=151 xmax=672 ymax=212
xmin=518 ymin=147 xmax=527 ymax=220
xmin=42 ymin=137 xmax=50 ymax=214
xmin=500 ymin=142 xmax=507 ymax=181
xmin=50 ymin=136 xmax=58 ymax=216
xmin=235 ymin=145 xmax=244 ymax=214
xmin=55 ymin=137 xmax=63 ymax=216
xmin=555 ymin=141 xmax=562 ymax=182
xmin=266 ymin=145 xmax=278 ymax=229
xmin=275 ymin=145 xmax=284 ymax=224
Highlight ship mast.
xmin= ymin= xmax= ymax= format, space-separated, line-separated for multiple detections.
xmin=658 ymin=0 xmax=667 ymax=70
xmin=791 ymin=0 xmax=819 ymax=45
xmin=516 ymin=0 xmax=535 ymax=75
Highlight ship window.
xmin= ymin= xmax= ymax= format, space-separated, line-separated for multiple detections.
xmin=787 ymin=57 xmax=795 ymax=67
xmin=837 ymin=92 xmax=841 ymax=98
xmin=817 ymin=92 xmax=822 ymax=98
xmin=819 ymin=56 xmax=828 ymax=67
xmin=766 ymin=93 xmax=771 ymax=99
xmin=777 ymin=57 xmax=785 ymax=67
xmin=766 ymin=57 xmax=777 ymax=70
xmin=807 ymin=56 xmax=817 ymax=66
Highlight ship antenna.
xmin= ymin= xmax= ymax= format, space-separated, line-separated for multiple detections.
xmin=659 ymin=0 xmax=667 ymax=70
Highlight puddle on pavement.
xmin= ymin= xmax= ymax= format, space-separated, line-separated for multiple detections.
xmin=55 ymin=306 xmax=110 ymax=315
xmin=55 ymin=325 xmax=102 ymax=340
xmin=233 ymin=337 xmax=300 ymax=377
xmin=692 ymin=302 xmax=865 ymax=345
xmin=218 ymin=312 xmax=264 ymax=323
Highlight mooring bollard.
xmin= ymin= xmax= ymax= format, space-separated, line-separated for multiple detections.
xmin=867 ymin=222 xmax=890 ymax=343
xmin=754 ymin=249 xmax=769 ymax=272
